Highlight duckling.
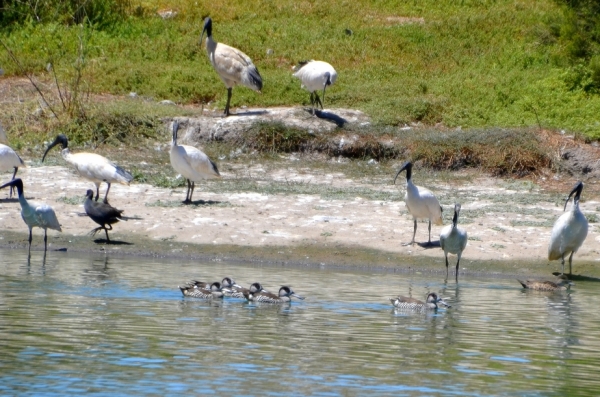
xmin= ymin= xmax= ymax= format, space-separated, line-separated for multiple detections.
xmin=247 ymin=286 xmax=304 ymax=303
xmin=227 ymin=282 xmax=267 ymax=299
xmin=390 ymin=292 xmax=450 ymax=310
xmin=517 ymin=276 xmax=573 ymax=291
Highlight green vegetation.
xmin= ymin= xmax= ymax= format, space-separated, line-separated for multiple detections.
xmin=2 ymin=0 xmax=600 ymax=139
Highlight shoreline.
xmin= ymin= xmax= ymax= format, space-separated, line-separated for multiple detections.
xmin=1 ymin=163 xmax=599 ymax=279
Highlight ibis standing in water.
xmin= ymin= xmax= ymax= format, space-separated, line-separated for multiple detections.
xmin=548 ymin=181 xmax=589 ymax=275
xmin=170 ymin=121 xmax=221 ymax=204
xmin=0 ymin=125 xmax=26 ymax=198
xmin=200 ymin=16 xmax=263 ymax=116
xmin=0 ymin=178 xmax=61 ymax=252
xmin=83 ymin=189 xmax=126 ymax=242
xmin=439 ymin=203 xmax=468 ymax=280
xmin=42 ymin=135 xmax=133 ymax=203
xmin=292 ymin=60 xmax=337 ymax=115
xmin=394 ymin=161 xmax=443 ymax=246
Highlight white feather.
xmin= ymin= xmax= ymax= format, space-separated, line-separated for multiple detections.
xmin=548 ymin=184 xmax=588 ymax=274
xmin=292 ymin=60 xmax=337 ymax=93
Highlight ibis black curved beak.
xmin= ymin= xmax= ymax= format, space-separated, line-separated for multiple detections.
xmin=452 ymin=203 xmax=461 ymax=227
xmin=0 ymin=178 xmax=23 ymax=196
xmin=393 ymin=161 xmax=412 ymax=185
xmin=42 ymin=135 xmax=68 ymax=162
xmin=564 ymin=181 xmax=584 ymax=211
xmin=172 ymin=121 xmax=179 ymax=142
xmin=200 ymin=17 xmax=212 ymax=45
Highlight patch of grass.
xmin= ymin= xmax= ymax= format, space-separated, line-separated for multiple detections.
xmin=321 ymin=232 xmax=333 ymax=237
xmin=3 ymin=1 xmax=600 ymax=138
xmin=56 ymin=195 xmax=85 ymax=205
xmin=491 ymin=243 xmax=506 ymax=249
xmin=587 ymin=213 xmax=599 ymax=223
xmin=491 ymin=226 xmax=507 ymax=233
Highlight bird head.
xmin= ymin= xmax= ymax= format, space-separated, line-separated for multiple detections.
xmin=393 ymin=161 xmax=413 ymax=184
xmin=452 ymin=203 xmax=461 ymax=227
xmin=200 ymin=17 xmax=212 ymax=45
xmin=85 ymin=189 xmax=94 ymax=200
xmin=171 ymin=121 xmax=180 ymax=144
xmin=564 ymin=181 xmax=584 ymax=211
xmin=0 ymin=178 xmax=24 ymax=196
xmin=42 ymin=134 xmax=69 ymax=162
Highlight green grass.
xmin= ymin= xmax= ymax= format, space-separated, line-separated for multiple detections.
xmin=2 ymin=0 xmax=600 ymax=138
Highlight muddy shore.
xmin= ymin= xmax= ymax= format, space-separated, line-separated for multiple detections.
xmin=1 ymin=160 xmax=598 ymax=279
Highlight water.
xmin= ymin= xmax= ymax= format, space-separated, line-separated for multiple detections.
xmin=1 ymin=249 xmax=599 ymax=396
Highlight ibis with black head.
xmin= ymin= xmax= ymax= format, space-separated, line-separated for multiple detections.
xmin=394 ymin=161 xmax=443 ymax=246
xmin=200 ymin=16 xmax=263 ymax=116
xmin=0 ymin=178 xmax=61 ymax=252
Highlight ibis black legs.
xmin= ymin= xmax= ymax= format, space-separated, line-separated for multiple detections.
xmin=561 ymin=252 xmax=575 ymax=275
xmin=183 ymin=179 xmax=196 ymax=204
xmin=103 ymin=183 xmax=111 ymax=203
xmin=28 ymin=228 xmax=32 ymax=253
xmin=309 ymin=92 xmax=324 ymax=115
xmin=224 ymin=87 xmax=233 ymax=116
xmin=9 ymin=167 xmax=18 ymax=198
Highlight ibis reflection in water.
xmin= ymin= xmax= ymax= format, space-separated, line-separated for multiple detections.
xmin=200 ymin=17 xmax=263 ymax=116
xmin=548 ymin=181 xmax=589 ymax=275
xmin=292 ymin=60 xmax=337 ymax=115
xmin=42 ymin=134 xmax=133 ymax=203
xmin=0 ymin=178 xmax=61 ymax=252
xmin=439 ymin=203 xmax=468 ymax=281
xmin=169 ymin=121 xmax=221 ymax=204
xmin=394 ymin=161 xmax=443 ymax=246
xmin=0 ymin=123 xmax=26 ymax=198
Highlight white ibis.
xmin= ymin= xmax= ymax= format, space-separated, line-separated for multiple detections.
xmin=292 ymin=60 xmax=337 ymax=115
xmin=0 ymin=123 xmax=26 ymax=198
xmin=200 ymin=16 xmax=263 ymax=116
xmin=0 ymin=178 xmax=61 ymax=252
xmin=42 ymin=134 xmax=133 ymax=203
xmin=169 ymin=121 xmax=221 ymax=204
xmin=439 ymin=203 xmax=468 ymax=280
xmin=83 ymin=189 xmax=125 ymax=242
xmin=548 ymin=181 xmax=589 ymax=275
xmin=247 ymin=286 xmax=305 ymax=303
xmin=394 ymin=161 xmax=443 ymax=246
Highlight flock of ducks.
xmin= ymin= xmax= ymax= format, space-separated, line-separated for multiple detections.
xmin=179 ymin=278 xmax=305 ymax=304
xmin=0 ymin=17 xmax=591 ymax=306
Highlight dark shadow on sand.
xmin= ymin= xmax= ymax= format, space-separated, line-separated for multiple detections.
xmin=304 ymin=109 xmax=347 ymax=127
xmin=417 ymin=240 xmax=441 ymax=249
xmin=93 ymin=239 xmax=134 ymax=245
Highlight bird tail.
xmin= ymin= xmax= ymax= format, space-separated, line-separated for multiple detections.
xmin=246 ymin=66 xmax=263 ymax=92
xmin=116 ymin=165 xmax=134 ymax=184
xmin=516 ymin=280 xmax=527 ymax=289
xmin=119 ymin=215 xmax=143 ymax=221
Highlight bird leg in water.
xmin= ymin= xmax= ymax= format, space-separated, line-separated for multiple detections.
xmin=455 ymin=256 xmax=461 ymax=282
xmin=402 ymin=219 xmax=418 ymax=246
xmin=568 ymin=252 xmax=574 ymax=275
xmin=224 ymin=87 xmax=232 ymax=116
xmin=28 ymin=228 xmax=32 ymax=253
xmin=43 ymin=229 xmax=48 ymax=252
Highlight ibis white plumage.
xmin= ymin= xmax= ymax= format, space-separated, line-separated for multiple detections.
xmin=170 ymin=121 xmax=221 ymax=204
xmin=42 ymin=134 xmax=133 ymax=203
xmin=439 ymin=203 xmax=468 ymax=280
xmin=292 ymin=60 xmax=337 ymax=115
xmin=0 ymin=178 xmax=61 ymax=252
xmin=0 ymin=123 xmax=26 ymax=198
xmin=548 ymin=181 xmax=588 ymax=275
xmin=200 ymin=16 xmax=263 ymax=116
xmin=394 ymin=161 xmax=443 ymax=246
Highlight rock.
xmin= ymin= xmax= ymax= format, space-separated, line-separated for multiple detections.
xmin=168 ymin=107 xmax=370 ymax=145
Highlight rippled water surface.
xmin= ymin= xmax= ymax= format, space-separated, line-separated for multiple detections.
xmin=1 ymin=249 xmax=600 ymax=396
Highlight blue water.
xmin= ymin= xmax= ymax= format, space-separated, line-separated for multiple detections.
xmin=1 ymin=249 xmax=599 ymax=396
